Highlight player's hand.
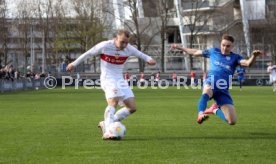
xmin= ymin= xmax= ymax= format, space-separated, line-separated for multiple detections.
xmin=147 ymin=59 xmax=156 ymax=65
xmin=252 ymin=50 xmax=262 ymax=57
xmin=66 ymin=63 xmax=74 ymax=72
xmin=171 ymin=43 xmax=178 ymax=50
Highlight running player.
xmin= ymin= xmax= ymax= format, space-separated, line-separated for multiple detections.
xmin=236 ymin=66 xmax=245 ymax=91
xmin=139 ymin=72 xmax=145 ymax=86
xmin=190 ymin=71 xmax=196 ymax=86
xmin=155 ymin=71 xmax=160 ymax=85
xmin=66 ymin=29 xmax=156 ymax=139
xmin=171 ymin=34 xmax=262 ymax=125
xmin=172 ymin=71 xmax=177 ymax=86
xmin=267 ymin=62 xmax=276 ymax=92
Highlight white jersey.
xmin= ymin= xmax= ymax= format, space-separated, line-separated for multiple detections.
xmin=267 ymin=65 xmax=276 ymax=82
xmin=72 ymin=39 xmax=152 ymax=80
xmin=267 ymin=65 xmax=276 ymax=75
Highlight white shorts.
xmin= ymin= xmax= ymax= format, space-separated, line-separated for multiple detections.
xmin=272 ymin=74 xmax=276 ymax=83
xmin=101 ymin=78 xmax=134 ymax=102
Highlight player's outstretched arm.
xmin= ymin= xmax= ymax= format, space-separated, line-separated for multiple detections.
xmin=171 ymin=43 xmax=203 ymax=57
xmin=129 ymin=45 xmax=156 ymax=65
xmin=65 ymin=42 xmax=103 ymax=72
xmin=240 ymin=50 xmax=262 ymax=67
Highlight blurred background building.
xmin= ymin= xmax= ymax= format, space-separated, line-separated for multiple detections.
xmin=0 ymin=0 xmax=275 ymax=77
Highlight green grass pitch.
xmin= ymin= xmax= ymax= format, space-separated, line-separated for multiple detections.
xmin=0 ymin=86 xmax=275 ymax=163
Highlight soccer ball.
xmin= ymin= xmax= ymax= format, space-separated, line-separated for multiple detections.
xmin=107 ymin=122 xmax=126 ymax=139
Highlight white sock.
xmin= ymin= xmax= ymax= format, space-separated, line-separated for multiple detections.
xmin=213 ymin=109 xmax=218 ymax=114
xmin=114 ymin=107 xmax=131 ymax=122
xmin=104 ymin=106 xmax=116 ymax=127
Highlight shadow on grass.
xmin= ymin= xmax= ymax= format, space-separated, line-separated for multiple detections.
xmin=122 ymin=132 xmax=276 ymax=141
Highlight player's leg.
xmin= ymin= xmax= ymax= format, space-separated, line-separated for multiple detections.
xmin=197 ymin=84 xmax=213 ymax=124
xmin=273 ymin=77 xmax=276 ymax=92
xmin=114 ymin=97 xmax=136 ymax=122
xmin=100 ymin=97 xmax=123 ymax=140
xmin=100 ymin=81 xmax=124 ymax=129
xmin=211 ymin=90 xmax=236 ymax=125
xmin=198 ymin=84 xmax=213 ymax=113
xmin=98 ymin=97 xmax=119 ymax=138
xmin=100 ymin=80 xmax=128 ymax=139
xmin=220 ymin=104 xmax=237 ymax=125
xmin=191 ymin=77 xmax=194 ymax=86
xmin=203 ymin=103 xmax=228 ymax=123
xmin=105 ymin=97 xmax=120 ymax=126
xmin=142 ymin=80 xmax=145 ymax=86
xmin=204 ymin=104 xmax=236 ymax=124
xmin=239 ymin=79 xmax=242 ymax=90
xmin=139 ymin=79 xmax=145 ymax=87
xmin=114 ymin=87 xmax=135 ymax=122
xmin=204 ymin=103 xmax=219 ymax=114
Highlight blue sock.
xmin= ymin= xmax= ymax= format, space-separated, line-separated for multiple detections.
xmin=215 ymin=109 xmax=228 ymax=122
xmin=198 ymin=93 xmax=209 ymax=113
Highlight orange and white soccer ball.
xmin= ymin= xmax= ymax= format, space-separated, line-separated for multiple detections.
xmin=107 ymin=122 xmax=126 ymax=139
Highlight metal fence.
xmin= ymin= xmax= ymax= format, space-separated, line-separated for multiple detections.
xmin=0 ymin=78 xmax=46 ymax=93
xmin=3 ymin=43 xmax=273 ymax=75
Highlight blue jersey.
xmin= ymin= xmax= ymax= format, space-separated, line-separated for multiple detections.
xmin=237 ymin=67 xmax=245 ymax=79
xmin=202 ymin=48 xmax=243 ymax=89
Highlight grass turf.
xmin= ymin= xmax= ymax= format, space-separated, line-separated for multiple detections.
xmin=0 ymin=86 xmax=275 ymax=163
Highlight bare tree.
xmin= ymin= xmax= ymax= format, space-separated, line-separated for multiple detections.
xmin=71 ymin=0 xmax=106 ymax=51
xmin=15 ymin=0 xmax=35 ymax=72
xmin=252 ymin=3 xmax=276 ymax=65
xmin=0 ymin=0 xmax=8 ymax=66
xmin=122 ymin=0 xmax=160 ymax=72
xmin=251 ymin=20 xmax=276 ymax=65
xmin=182 ymin=0 xmax=218 ymax=70
xmin=155 ymin=0 xmax=172 ymax=72
xmin=34 ymin=0 xmax=56 ymax=73
xmin=265 ymin=11 xmax=276 ymax=65
xmin=52 ymin=0 xmax=73 ymax=63
xmin=71 ymin=0 xmax=107 ymax=72
xmin=102 ymin=0 xmax=160 ymax=72
xmin=53 ymin=0 xmax=106 ymax=72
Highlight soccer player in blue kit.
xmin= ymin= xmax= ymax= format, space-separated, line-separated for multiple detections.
xmin=236 ymin=66 xmax=246 ymax=91
xmin=171 ymin=34 xmax=262 ymax=125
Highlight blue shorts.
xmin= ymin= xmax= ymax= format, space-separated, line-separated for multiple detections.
xmin=211 ymin=89 xmax=233 ymax=106
xmin=204 ymin=76 xmax=233 ymax=106
xmin=238 ymin=76 xmax=244 ymax=81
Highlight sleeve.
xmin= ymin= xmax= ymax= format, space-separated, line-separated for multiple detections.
xmin=202 ymin=48 xmax=211 ymax=58
xmin=128 ymin=45 xmax=153 ymax=62
xmin=236 ymin=54 xmax=244 ymax=65
xmin=71 ymin=42 xmax=104 ymax=67
xmin=267 ymin=66 xmax=271 ymax=73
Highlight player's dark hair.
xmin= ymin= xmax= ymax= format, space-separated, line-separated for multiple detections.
xmin=222 ymin=34 xmax=234 ymax=43
xmin=117 ymin=29 xmax=131 ymax=38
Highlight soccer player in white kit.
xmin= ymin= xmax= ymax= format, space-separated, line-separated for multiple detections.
xmin=267 ymin=62 xmax=276 ymax=92
xmin=66 ymin=29 xmax=156 ymax=139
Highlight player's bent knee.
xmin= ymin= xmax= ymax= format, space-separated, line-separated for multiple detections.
xmin=107 ymin=98 xmax=119 ymax=107
xmin=110 ymin=103 xmax=117 ymax=107
xmin=129 ymin=107 xmax=137 ymax=113
xmin=227 ymin=118 xmax=237 ymax=125
xmin=228 ymin=121 xmax=236 ymax=125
